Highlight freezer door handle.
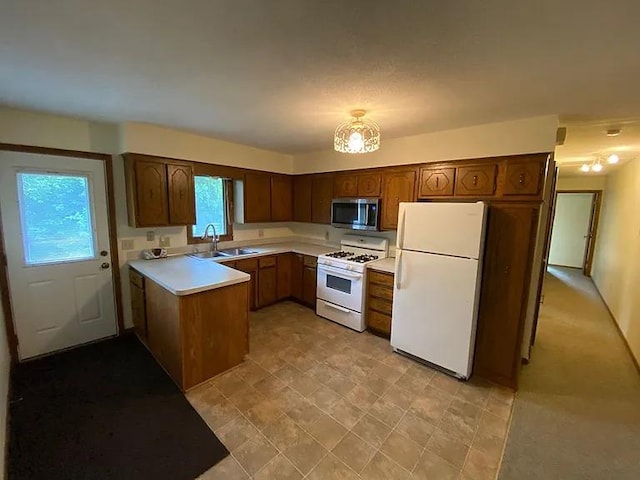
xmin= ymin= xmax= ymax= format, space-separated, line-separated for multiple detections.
xmin=397 ymin=206 xmax=407 ymax=249
xmin=395 ymin=251 xmax=403 ymax=289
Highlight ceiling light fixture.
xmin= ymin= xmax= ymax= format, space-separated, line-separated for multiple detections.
xmin=607 ymin=154 xmax=619 ymax=164
xmin=606 ymin=128 xmax=622 ymax=137
xmin=591 ymin=161 xmax=603 ymax=172
xmin=334 ymin=110 xmax=380 ymax=154
xmin=580 ymin=164 xmax=591 ymax=172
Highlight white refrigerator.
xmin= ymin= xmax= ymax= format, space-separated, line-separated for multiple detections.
xmin=390 ymin=201 xmax=488 ymax=380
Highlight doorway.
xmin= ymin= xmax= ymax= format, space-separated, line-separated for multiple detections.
xmin=548 ymin=190 xmax=602 ymax=276
xmin=0 ymin=151 xmax=118 ymax=359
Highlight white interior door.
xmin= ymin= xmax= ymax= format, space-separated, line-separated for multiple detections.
xmin=549 ymin=193 xmax=594 ymax=268
xmin=0 ymin=152 xmax=117 ymax=360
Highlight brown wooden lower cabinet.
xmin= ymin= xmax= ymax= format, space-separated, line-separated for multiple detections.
xmin=474 ymin=204 xmax=539 ymax=389
xmin=235 ymin=258 xmax=258 ymax=311
xmin=291 ymin=253 xmax=304 ymax=301
xmin=129 ymin=269 xmax=147 ymax=340
xmin=366 ymin=270 xmax=394 ymax=337
xmin=140 ymin=273 xmax=249 ymax=391
xmin=258 ymin=256 xmax=277 ymax=307
xmin=301 ymin=255 xmax=317 ymax=308
xmin=276 ymin=253 xmax=292 ymax=300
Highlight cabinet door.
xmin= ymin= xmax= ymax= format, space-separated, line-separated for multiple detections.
xmin=130 ymin=282 xmax=146 ymax=340
xmin=475 ymin=205 xmax=538 ymax=388
xmin=271 ymin=175 xmax=293 ymax=221
xmin=334 ymin=174 xmax=358 ymax=197
xmin=418 ymin=167 xmax=455 ymax=198
xmin=455 ymin=164 xmax=497 ymax=196
xmin=276 ymin=253 xmax=292 ymax=300
xmin=236 ymin=258 xmax=259 ymax=311
xmin=311 ymin=174 xmax=334 ymax=224
xmin=167 ymin=163 xmax=196 ymax=225
xmin=302 ymin=266 xmax=317 ymax=308
xmin=134 ymin=159 xmax=169 ymax=226
xmin=358 ymin=173 xmax=382 ymax=197
xmin=503 ymin=160 xmax=544 ymax=196
xmin=259 ymin=266 xmax=277 ymax=307
xmin=293 ymin=175 xmax=312 ymax=222
xmin=381 ymin=169 xmax=416 ymax=230
xmin=244 ymin=172 xmax=272 ymax=223
xmin=291 ymin=253 xmax=304 ymax=301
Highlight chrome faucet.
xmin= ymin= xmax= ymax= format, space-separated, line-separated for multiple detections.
xmin=201 ymin=223 xmax=219 ymax=252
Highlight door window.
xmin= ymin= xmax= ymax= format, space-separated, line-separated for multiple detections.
xmin=17 ymin=171 xmax=96 ymax=265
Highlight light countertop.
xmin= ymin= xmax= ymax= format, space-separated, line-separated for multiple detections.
xmin=129 ymin=256 xmax=250 ymax=296
xmin=368 ymin=257 xmax=396 ymax=274
xmin=129 ymin=242 xmax=336 ymax=296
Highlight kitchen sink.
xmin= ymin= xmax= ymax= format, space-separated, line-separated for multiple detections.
xmin=218 ymin=248 xmax=258 ymax=256
xmin=187 ymin=251 xmax=232 ymax=259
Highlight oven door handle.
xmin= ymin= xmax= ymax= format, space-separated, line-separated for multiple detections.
xmin=318 ymin=265 xmax=363 ymax=279
xmin=324 ymin=303 xmax=351 ymax=314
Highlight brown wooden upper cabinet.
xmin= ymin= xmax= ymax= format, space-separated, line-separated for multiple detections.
xmin=503 ymin=159 xmax=544 ymax=196
xmin=311 ymin=174 xmax=334 ymax=224
xmin=293 ymin=175 xmax=312 ymax=222
xmin=334 ymin=173 xmax=359 ymax=197
xmin=236 ymin=172 xmax=293 ymax=223
xmin=380 ymin=169 xmax=417 ymax=230
xmin=455 ymin=164 xmax=498 ymax=197
xmin=334 ymin=172 xmax=382 ymax=198
xmin=124 ymin=154 xmax=195 ymax=227
xmin=418 ymin=167 xmax=455 ymax=198
xmin=271 ymin=175 xmax=293 ymax=222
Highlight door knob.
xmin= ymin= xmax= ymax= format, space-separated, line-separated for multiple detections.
xmin=100 ymin=262 xmax=110 ymax=270
xmin=100 ymin=250 xmax=108 ymax=257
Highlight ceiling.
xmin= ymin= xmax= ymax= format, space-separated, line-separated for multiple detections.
xmin=555 ymin=117 xmax=640 ymax=176
xmin=2 ymin=1 xmax=640 ymax=153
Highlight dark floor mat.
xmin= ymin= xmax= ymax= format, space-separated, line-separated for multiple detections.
xmin=8 ymin=334 xmax=228 ymax=480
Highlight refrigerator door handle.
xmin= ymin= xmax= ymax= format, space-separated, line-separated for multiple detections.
xmin=397 ymin=207 xmax=407 ymax=249
xmin=396 ymin=251 xmax=403 ymax=289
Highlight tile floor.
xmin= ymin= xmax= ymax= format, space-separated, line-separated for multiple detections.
xmin=187 ymin=301 xmax=514 ymax=479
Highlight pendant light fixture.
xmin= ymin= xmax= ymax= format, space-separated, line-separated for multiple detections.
xmin=334 ymin=110 xmax=380 ymax=154
xmin=579 ymin=153 xmax=620 ymax=173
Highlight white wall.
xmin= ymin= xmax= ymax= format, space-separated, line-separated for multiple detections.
xmin=119 ymin=122 xmax=293 ymax=174
xmin=592 ymin=159 xmax=640 ymax=365
xmin=293 ymin=115 xmax=558 ymax=173
xmin=549 ymin=193 xmax=594 ymax=268
xmin=0 ymin=305 xmax=8 ymax=480
xmin=557 ymin=175 xmax=607 ymax=191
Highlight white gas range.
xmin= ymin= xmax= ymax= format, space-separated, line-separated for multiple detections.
xmin=316 ymin=235 xmax=389 ymax=332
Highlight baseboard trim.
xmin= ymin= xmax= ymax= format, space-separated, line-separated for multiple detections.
xmin=592 ymin=280 xmax=640 ymax=376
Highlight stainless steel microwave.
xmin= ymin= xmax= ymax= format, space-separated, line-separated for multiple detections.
xmin=331 ymin=198 xmax=380 ymax=231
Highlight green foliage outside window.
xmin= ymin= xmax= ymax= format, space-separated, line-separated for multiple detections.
xmin=193 ymin=176 xmax=227 ymax=237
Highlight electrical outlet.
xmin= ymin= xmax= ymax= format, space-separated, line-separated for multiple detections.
xmin=121 ymin=239 xmax=134 ymax=250
xmin=159 ymin=236 xmax=171 ymax=247
xmin=146 ymin=231 xmax=155 ymax=242
xmin=258 ymin=229 xmax=264 ymax=238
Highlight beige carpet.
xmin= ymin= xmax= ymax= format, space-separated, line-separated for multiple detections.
xmin=499 ymin=266 xmax=640 ymax=480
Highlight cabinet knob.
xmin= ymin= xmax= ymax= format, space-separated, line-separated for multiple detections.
xmin=472 ymin=175 xmax=478 ymax=186
xmin=519 ymin=173 xmax=526 ymax=185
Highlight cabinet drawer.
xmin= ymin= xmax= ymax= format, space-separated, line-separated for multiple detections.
xmin=236 ymin=258 xmax=258 ymax=271
xmin=368 ymin=283 xmax=393 ymax=301
xmin=259 ymin=256 xmax=277 ymax=268
xmin=455 ymin=164 xmax=497 ymax=196
xmin=129 ymin=268 xmax=145 ymax=289
xmin=303 ymin=255 xmax=317 ymax=268
xmin=418 ymin=167 xmax=455 ymax=197
xmin=369 ymin=297 xmax=392 ymax=316
xmin=503 ymin=160 xmax=544 ymax=196
xmin=368 ymin=270 xmax=394 ymax=287
xmin=367 ymin=309 xmax=392 ymax=336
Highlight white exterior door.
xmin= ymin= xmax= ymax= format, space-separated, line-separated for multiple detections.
xmin=0 ymin=152 xmax=117 ymax=359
